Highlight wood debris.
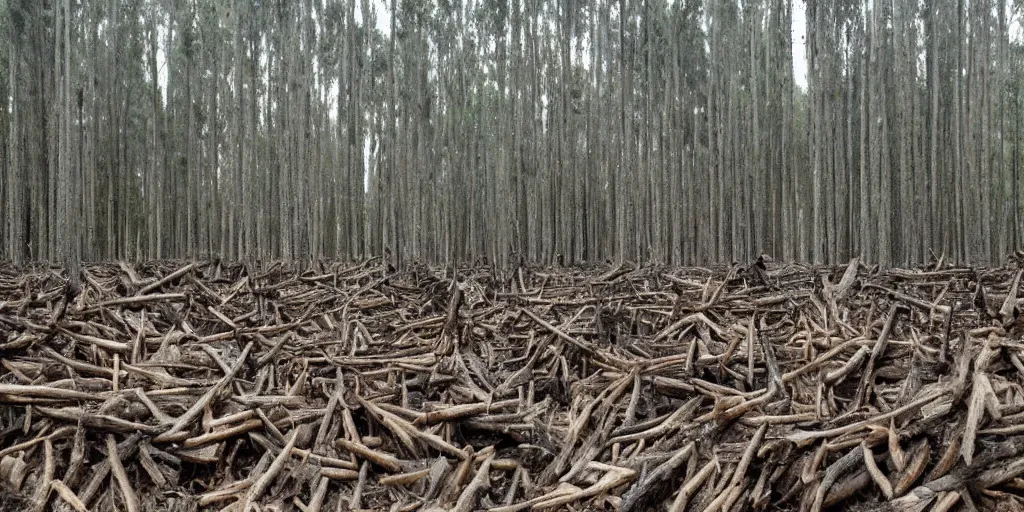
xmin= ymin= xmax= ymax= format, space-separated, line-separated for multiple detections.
xmin=0 ymin=258 xmax=1022 ymax=510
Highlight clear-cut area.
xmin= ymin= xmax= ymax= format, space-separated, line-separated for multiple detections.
xmin=0 ymin=259 xmax=1021 ymax=510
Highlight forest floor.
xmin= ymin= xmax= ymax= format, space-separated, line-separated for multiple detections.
xmin=0 ymin=258 xmax=1023 ymax=511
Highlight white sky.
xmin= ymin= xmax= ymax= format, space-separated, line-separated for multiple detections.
xmin=793 ymin=1 xmax=808 ymax=89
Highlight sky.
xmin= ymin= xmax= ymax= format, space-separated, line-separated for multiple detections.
xmin=792 ymin=1 xmax=808 ymax=89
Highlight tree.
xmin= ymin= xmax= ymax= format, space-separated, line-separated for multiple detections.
xmin=3 ymin=0 xmax=1024 ymax=267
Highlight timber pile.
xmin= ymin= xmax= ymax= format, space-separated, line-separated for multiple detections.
xmin=0 ymin=258 xmax=1023 ymax=511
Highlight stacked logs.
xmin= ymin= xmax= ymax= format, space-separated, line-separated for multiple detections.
xmin=0 ymin=257 xmax=1023 ymax=511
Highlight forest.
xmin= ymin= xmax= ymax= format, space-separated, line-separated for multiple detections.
xmin=8 ymin=2 xmax=1024 ymax=512
xmin=1 ymin=0 xmax=1021 ymax=266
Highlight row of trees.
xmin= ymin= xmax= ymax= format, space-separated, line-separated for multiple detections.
xmin=2 ymin=0 xmax=1023 ymax=266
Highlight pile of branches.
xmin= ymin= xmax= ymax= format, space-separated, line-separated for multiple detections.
xmin=1 ymin=257 xmax=1024 ymax=511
